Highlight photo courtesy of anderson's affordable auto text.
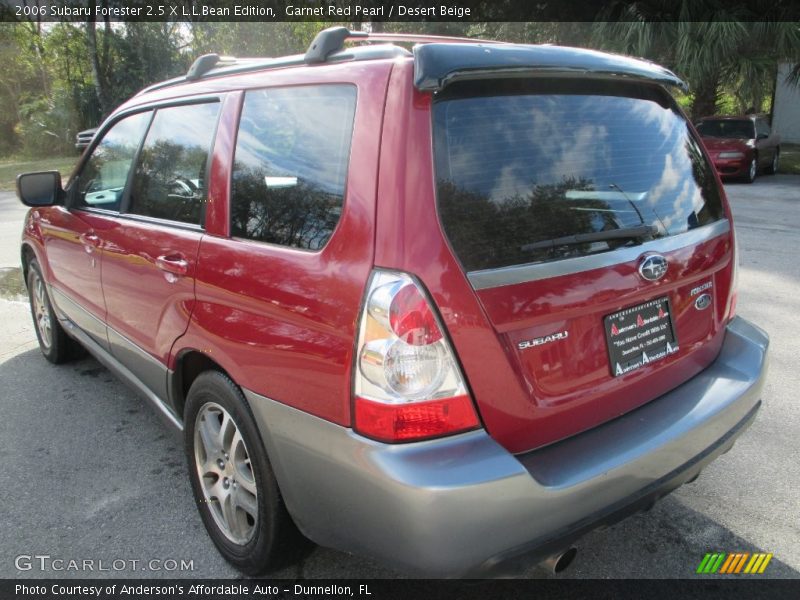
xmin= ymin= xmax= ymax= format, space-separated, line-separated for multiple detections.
xmin=1 ymin=0 xmax=799 ymax=598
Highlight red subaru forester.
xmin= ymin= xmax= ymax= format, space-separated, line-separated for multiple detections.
xmin=17 ymin=28 xmax=768 ymax=577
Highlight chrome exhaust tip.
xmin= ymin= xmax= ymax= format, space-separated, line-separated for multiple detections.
xmin=541 ymin=547 xmax=577 ymax=574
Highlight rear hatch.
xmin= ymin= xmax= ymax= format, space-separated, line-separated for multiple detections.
xmin=431 ymin=78 xmax=735 ymax=453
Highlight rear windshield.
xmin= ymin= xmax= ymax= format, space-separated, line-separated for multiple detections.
xmin=432 ymin=79 xmax=724 ymax=272
xmin=696 ymin=119 xmax=755 ymax=139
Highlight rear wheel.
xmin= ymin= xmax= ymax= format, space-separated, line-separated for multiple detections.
xmin=766 ymin=148 xmax=780 ymax=175
xmin=184 ymin=371 xmax=307 ymax=574
xmin=744 ymin=156 xmax=757 ymax=184
xmin=27 ymin=259 xmax=81 ymax=363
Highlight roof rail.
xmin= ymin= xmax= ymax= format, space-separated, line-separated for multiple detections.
xmin=138 ymin=27 xmax=500 ymax=96
xmin=303 ymin=26 xmax=502 ymax=64
xmin=186 ymin=54 xmax=239 ymax=81
xmin=304 ymin=26 xmax=368 ymax=64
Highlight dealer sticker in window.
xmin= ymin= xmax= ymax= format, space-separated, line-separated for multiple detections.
xmin=604 ymin=297 xmax=679 ymax=377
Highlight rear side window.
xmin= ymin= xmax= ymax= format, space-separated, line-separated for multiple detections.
xmin=433 ymin=79 xmax=724 ymax=272
xmin=128 ymin=102 xmax=220 ymax=225
xmin=231 ymin=85 xmax=357 ymax=250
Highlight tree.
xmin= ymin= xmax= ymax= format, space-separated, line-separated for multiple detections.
xmin=189 ymin=22 xmax=326 ymax=57
xmin=85 ymin=11 xmax=118 ymax=118
xmin=591 ymin=2 xmax=800 ymax=117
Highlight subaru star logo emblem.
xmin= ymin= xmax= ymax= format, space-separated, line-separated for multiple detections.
xmin=639 ymin=254 xmax=668 ymax=282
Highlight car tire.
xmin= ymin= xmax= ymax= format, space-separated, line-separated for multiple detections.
xmin=27 ymin=259 xmax=82 ymax=364
xmin=744 ymin=156 xmax=757 ymax=184
xmin=766 ymin=148 xmax=780 ymax=175
xmin=184 ymin=371 xmax=308 ymax=575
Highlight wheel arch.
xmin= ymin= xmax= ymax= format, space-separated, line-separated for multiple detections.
xmin=170 ymin=349 xmax=232 ymax=422
xmin=20 ymin=242 xmax=39 ymax=287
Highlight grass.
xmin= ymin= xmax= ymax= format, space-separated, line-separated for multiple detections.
xmin=779 ymin=143 xmax=800 ymax=175
xmin=0 ymin=155 xmax=79 ymax=192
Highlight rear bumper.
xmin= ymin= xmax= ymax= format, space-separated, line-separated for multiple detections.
xmin=245 ymin=316 xmax=768 ymax=577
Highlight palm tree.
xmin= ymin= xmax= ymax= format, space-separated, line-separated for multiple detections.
xmin=591 ymin=1 xmax=800 ymax=118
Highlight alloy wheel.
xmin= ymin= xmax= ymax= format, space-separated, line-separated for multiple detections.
xmin=194 ymin=402 xmax=259 ymax=545
xmin=31 ymin=271 xmax=52 ymax=349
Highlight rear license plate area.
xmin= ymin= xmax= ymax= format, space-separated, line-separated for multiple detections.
xmin=604 ymin=297 xmax=679 ymax=376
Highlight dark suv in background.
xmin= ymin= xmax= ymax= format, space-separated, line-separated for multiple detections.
xmin=17 ymin=27 xmax=768 ymax=577
xmin=74 ymin=127 xmax=97 ymax=152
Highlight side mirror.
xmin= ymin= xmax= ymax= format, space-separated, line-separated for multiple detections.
xmin=757 ymin=133 xmax=769 ymax=140
xmin=16 ymin=171 xmax=64 ymax=207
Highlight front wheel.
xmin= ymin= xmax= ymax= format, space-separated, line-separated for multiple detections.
xmin=27 ymin=259 xmax=81 ymax=363
xmin=744 ymin=156 xmax=757 ymax=184
xmin=184 ymin=371 xmax=307 ymax=575
xmin=766 ymin=148 xmax=780 ymax=175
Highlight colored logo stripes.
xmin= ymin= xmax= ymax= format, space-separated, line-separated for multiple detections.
xmin=696 ymin=552 xmax=773 ymax=574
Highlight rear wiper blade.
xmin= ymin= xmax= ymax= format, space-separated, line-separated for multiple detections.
xmin=520 ymin=225 xmax=658 ymax=252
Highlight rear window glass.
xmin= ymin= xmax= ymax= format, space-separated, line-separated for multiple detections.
xmin=433 ymin=79 xmax=724 ymax=272
xmin=696 ymin=119 xmax=755 ymax=139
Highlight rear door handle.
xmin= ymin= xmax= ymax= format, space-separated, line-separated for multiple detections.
xmin=155 ymin=254 xmax=189 ymax=277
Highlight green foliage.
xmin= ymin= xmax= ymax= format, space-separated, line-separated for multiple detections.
xmin=779 ymin=144 xmax=800 ymax=175
xmin=0 ymin=18 xmax=797 ymax=159
xmin=0 ymin=21 xmax=188 ymax=157
xmin=16 ymin=96 xmax=73 ymax=156
xmin=591 ymin=5 xmax=800 ymax=118
xmin=189 ymin=22 xmax=331 ymax=57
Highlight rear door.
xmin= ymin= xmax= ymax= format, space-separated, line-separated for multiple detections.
xmin=185 ymin=64 xmax=390 ymax=427
xmin=100 ymin=101 xmax=220 ymax=401
xmin=427 ymin=78 xmax=735 ymax=452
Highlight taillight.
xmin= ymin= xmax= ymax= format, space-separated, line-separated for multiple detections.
xmin=353 ymin=270 xmax=479 ymax=442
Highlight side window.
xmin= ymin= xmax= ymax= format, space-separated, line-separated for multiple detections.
xmin=231 ymin=85 xmax=357 ymax=250
xmin=757 ymin=119 xmax=771 ymax=137
xmin=74 ymin=112 xmax=151 ymax=211
xmin=127 ymin=102 xmax=220 ymax=225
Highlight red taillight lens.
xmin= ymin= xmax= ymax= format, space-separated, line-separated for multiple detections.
xmin=389 ymin=284 xmax=443 ymax=345
xmin=354 ymin=395 xmax=479 ymax=443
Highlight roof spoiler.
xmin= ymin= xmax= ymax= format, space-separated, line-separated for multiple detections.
xmin=413 ymin=43 xmax=688 ymax=93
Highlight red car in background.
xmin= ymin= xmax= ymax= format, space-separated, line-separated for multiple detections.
xmin=696 ymin=115 xmax=781 ymax=183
